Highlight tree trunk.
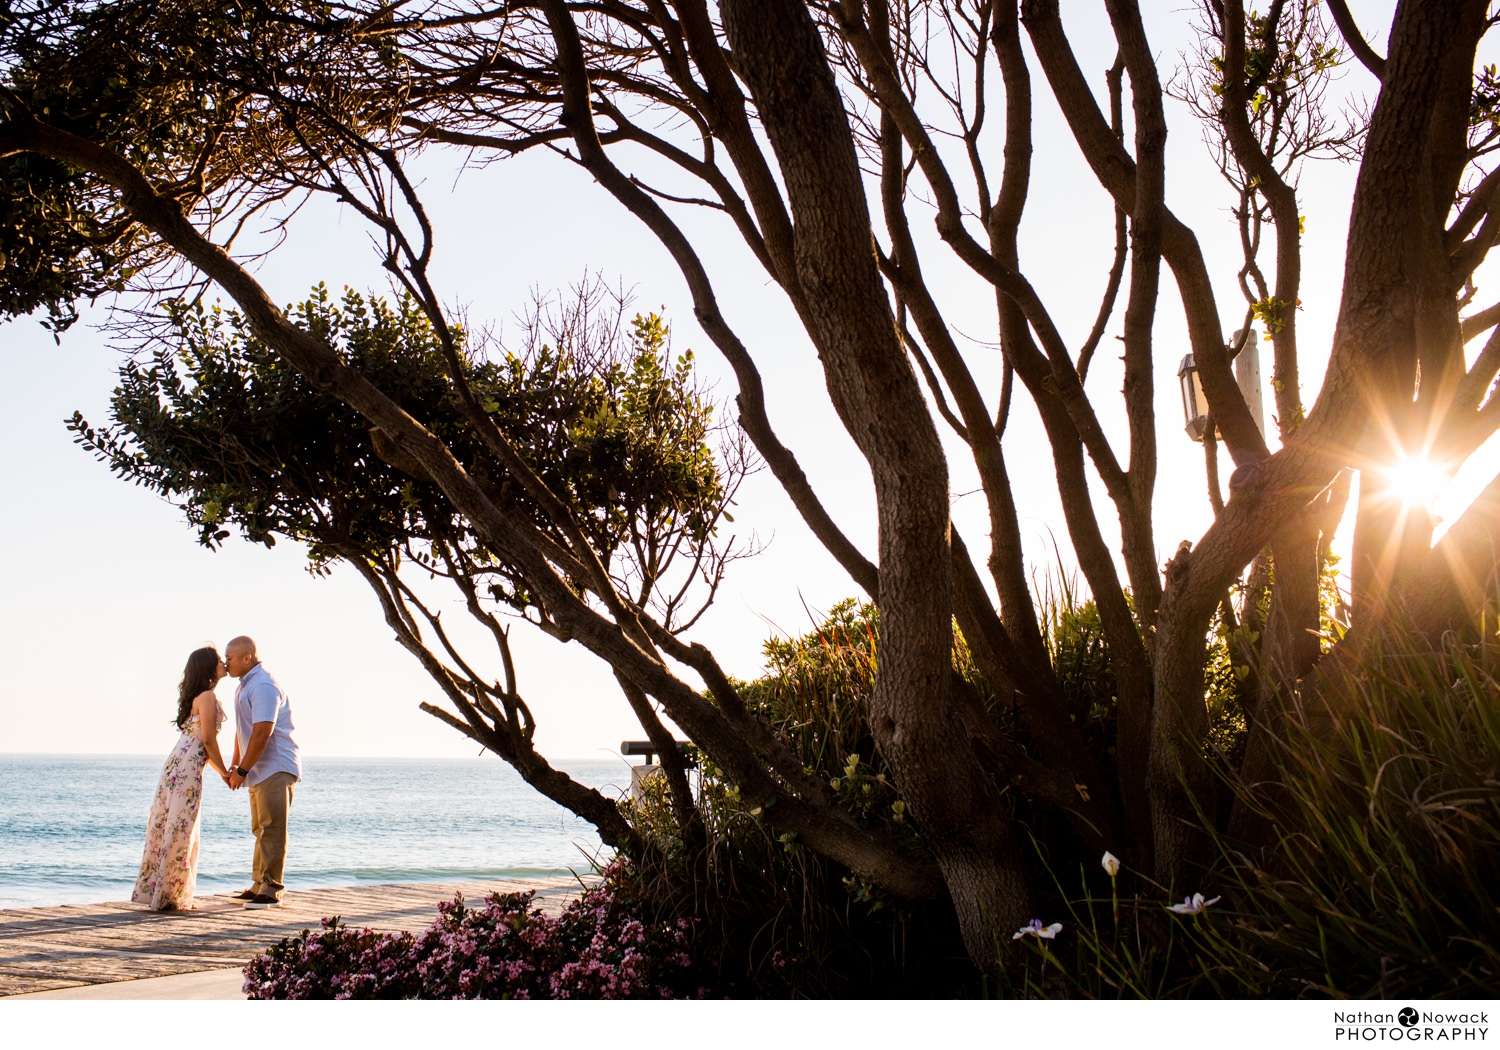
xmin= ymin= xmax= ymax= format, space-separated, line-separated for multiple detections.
xmin=720 ymin=0 xmax=1034 ymax=965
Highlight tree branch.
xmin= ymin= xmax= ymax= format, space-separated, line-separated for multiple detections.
xmin=1324 ymin=0 xmax=1386 ymax=80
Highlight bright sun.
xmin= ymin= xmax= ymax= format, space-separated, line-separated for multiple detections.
xmin=1383 ymin=454 xmax=1447 ymax=510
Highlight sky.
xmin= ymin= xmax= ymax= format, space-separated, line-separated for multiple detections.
xmin=2 ymin=2 xmax=1494 ymax=762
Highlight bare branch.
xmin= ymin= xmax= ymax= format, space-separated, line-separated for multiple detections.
xmin=1324 ymin=0 xmax=1386 ymax=80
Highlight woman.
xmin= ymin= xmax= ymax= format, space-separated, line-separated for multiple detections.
xmin=131 ymin=646 xmax=230 ymax=911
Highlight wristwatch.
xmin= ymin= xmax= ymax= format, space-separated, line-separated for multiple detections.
xmin=235 ymin=766 xmax=249 ymax=777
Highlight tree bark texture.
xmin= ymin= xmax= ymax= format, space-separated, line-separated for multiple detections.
xmin=720 ymin=0 xmax=1035 ymax=961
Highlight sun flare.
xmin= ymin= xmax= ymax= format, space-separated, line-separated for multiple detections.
xmin=1382 ymin=454 xmax=1447 ymax=511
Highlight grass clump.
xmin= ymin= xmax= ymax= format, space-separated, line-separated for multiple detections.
xmin=1222 ymin=614 xmax=1500 ymax=996
xmin=995 ymin=612 xmax=1500 ymax=998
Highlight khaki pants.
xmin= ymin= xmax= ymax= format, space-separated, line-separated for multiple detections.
xmin=247 ymin=771 xmax=297 ymax=900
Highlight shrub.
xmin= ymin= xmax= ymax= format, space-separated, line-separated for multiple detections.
xmin=621 ymin=593 xmax=1186 ymax=996
xmin=242 ymin=860 xmax=704 ymax=999
xmin=623 ymin=599 xmax=972 ymax=996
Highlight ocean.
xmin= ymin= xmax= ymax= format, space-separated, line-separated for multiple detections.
xmin=0 ymin=753 xmax=628 ymax=910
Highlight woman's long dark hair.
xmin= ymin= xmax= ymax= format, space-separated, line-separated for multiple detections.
xmin=175 ymin=647 xmax=220 ymax=729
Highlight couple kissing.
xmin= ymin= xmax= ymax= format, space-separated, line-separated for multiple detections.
xmin=131 ymin=635 xmax=302 ymax=912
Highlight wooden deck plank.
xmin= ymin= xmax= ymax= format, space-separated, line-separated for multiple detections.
xmin=0 ymin=878 xmax=582 ymax=997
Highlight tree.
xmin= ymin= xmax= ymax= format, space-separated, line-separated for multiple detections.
xmin=6 ymin=0 xmax=1500 ymax=969
xmin=70 ymin=279 xmax=753 ymax=851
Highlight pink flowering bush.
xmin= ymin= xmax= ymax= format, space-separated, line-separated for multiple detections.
xmin=242 ymin=861 xmax=703 ymax=999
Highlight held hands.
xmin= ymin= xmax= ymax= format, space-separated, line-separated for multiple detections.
xmin=225 ymin=769 xmax=245 ymax=790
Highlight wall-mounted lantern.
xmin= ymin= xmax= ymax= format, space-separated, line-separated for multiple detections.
xmin=1178 ymin=353 xmax=1208 ymax=441
xmin=1179 ymin=327 xmax=1266 ymax=443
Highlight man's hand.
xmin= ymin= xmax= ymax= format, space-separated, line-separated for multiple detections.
xmin=227 ymin=770 xmax=245 ymax=790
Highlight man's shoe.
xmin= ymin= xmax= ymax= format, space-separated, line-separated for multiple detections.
xmin=242 ymin=894 xmax=281 ymax=909
xmin=230 ymin=889 xmax=258 ymax=900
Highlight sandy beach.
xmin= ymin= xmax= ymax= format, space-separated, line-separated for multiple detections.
xmin=0 ymin=877 xmax=581 ymax=1000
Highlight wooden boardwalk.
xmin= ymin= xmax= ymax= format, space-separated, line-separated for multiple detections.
xmin=0 ymin=878 xmax=582 ymax=997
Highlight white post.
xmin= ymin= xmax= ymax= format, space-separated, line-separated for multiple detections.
xmin=630 ymin=763 xmax=662 ymax=798
xmin=1231 ymin=328 xmax=1266 ymax=438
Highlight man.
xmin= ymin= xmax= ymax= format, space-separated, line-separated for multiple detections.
xmin=224 ymin=635 xmax=301 ymax=909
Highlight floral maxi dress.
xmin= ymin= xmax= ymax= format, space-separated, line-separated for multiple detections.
xmin=132 ymin=699 xmax=224 ymax=910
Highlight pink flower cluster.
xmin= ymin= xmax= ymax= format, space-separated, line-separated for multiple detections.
xmin=242 ymin=861 xmax=702 ymax=999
